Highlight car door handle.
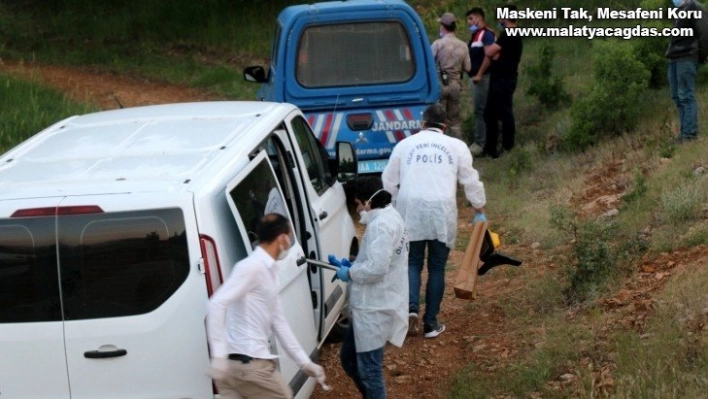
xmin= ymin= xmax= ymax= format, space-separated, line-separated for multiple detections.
xmin=318 ymin=211 xmax=328 ymax=220
xmin=296 ymin=256 xmax=307 ymax=266
xmin=84 ymin=349 xmax=128 ymax=359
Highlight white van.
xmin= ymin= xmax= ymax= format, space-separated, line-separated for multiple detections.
xmin=0 ymin=101 xmax=359 ymax=399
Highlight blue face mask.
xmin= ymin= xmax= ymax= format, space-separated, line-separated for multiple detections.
xmin=469 ymin=25 xmax=479 ymax=34
xmin=673 ymin=0 xmax=683 ymax=6
xmin=498 ymin=21 xmax=506 ymax=30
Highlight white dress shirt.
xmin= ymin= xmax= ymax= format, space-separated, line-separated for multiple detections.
xmin=206 ymin=246 xmax=310 ymax=367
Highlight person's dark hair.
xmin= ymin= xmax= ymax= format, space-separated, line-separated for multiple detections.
xmin=353 ymin=176 xmax=392 ymax=210
xmin=423 ymin=103 xmax=447 ymax=130
xmin=466 ymin=7 xmax=485 ymax=19
xmin=256 ymin=213 xmax=291 ymax=243
xmin=442 ymin=21 xmax=457 ymax=32
xmin=499 ymin=4 xmax=517 ymax=22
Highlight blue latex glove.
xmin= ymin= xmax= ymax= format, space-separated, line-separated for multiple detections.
xmin=328 ymin=254 xmax=342 ymax=267
xmin=473 ymin=213 xmax=487 ymax=224
xmin=329 ymin=256 xmax=353 ymax=282
xmin=334 ymin=266 xmax=351 ymax=283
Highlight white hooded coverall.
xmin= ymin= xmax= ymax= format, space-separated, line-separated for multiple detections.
xmin=348 ymin=205 xmax=409 ymax=352
xmin=381 ymin=128 xmax=486 ymax=248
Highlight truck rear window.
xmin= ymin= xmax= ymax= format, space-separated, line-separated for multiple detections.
xmin=0 ymin=208 xmax=190 ymax=323
xmin=296 ymin=21 xmax=415 ymax=88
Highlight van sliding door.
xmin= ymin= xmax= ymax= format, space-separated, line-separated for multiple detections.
xmin=287 ymin=114 xmax=351 ymax=342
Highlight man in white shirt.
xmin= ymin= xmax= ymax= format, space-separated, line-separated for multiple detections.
xmin=382 ymin=104 xmax=487 ymax=339
xmin=206 ymin=213 xmax=328 ymax=399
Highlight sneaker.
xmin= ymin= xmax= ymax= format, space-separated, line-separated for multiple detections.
xmin=469 ymin=143 xmax=484 ymax=156
xmin=408 ymin=307 xmax=419 ymax=333
xmin=423 ymin=323 xmax=446 ymax=339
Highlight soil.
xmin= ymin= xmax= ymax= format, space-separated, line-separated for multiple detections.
xmin=2 ymin=61 xmax=705 ymax=399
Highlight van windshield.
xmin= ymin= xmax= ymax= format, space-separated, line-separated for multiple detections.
xmin=296 ymin=21 xmax=415 ymax=88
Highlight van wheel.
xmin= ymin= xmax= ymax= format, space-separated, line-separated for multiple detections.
xmin=326 ymin=315 xmax=350 ymax=343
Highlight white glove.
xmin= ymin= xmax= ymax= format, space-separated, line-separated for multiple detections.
xmin=301 ymin=361 xmax=332 ymax=391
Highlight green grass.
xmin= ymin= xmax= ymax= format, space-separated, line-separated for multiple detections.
xmin=0 ymin=0 xmax=290 ymax=99
xmin=0 ymin=72 xmax=98 ymax=153
xmin=611 ymin=264 xmax=708 ymax=398
xmin=448 ymin=320 xmax=594 ymax=398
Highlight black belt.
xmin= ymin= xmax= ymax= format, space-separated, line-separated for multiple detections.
xmin=228 ymin=353 xmax=253 ymax=363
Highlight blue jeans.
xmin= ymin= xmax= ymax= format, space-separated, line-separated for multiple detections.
xmin=668 ymin=59 xmax=698 ymax=139
xmin=408 ymin=240 xmax=450 ymax=327
xmin=340 ymin=324 xmax=386 ymax=399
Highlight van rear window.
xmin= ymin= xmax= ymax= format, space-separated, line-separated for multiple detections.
xmin=0 ymin=220 xmax=61 ymax=323
xmin=60 ymin=209 xmax=190 ymax=320
xmin=296 ymin=21 xmax=415 ymax=88
xmin=0 ymin=208 xmax=189 ymax=323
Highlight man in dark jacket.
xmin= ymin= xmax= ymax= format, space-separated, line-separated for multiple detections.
xmin=483 ymin=4 xmax=523 ymax=158
xmin=666 ymin=0 xmax=700 ymax=143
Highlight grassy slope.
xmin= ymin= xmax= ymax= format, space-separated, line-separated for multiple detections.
xmin=1 ymin=0 xmax=706 ymax=397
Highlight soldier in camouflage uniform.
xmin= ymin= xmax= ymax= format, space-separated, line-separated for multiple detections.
xmin=431 ymin=12 xmax=472 ymax=140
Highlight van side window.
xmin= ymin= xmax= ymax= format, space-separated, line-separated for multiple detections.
xmin=265 ymin=134 xmax=305 ymax=245
xmin=227 ymin=156 xmax=294 ymax=249
xmin=291 ymin=116 xmax=333 ymax=194
xmin=297 ymin=21 xmax=415 ymax=88
xmin=0 ymin=219 xmax=61 ymax=323
xmin=59 ymin=208 xmax=189 ymax=320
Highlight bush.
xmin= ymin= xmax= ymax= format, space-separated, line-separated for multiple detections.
xmin=550 ymin=206 xmax=618 ymax=303
xmin=633 ymin=0 xmax=672 ymax=88
xmin=658 ymin=183 xmax=704 ymax=226
xmin=525 ymin=43 xmax=571 ymax=110
xmin=565 ymin=40 xmax=650 ymax=152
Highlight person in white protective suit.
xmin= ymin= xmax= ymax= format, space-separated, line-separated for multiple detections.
xmin=381 ymin=103 xmax=487 ymax=339
xmin=328 ymin=176 xmax=409 ymax=398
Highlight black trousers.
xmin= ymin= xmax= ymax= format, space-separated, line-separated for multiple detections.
xmin=483 ymin=77 xmax=517 ymax=157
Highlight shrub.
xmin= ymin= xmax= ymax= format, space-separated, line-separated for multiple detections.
xmin=658 ymin=183 xmax=704 ymax=225
xmin=621 ymin=169 xmax=648 ymax=207
xmin=525 ymin=43 xmax=571 ymax=110
xmin=504 ymin=146 xmax=533 ymax=188
xmin=550 ymin=206 xmax=618 ymax=303
xmin=632 ymin=0 xmax=672 ymax=88
xmin=565 ymin=40 xmax=650 ymax=152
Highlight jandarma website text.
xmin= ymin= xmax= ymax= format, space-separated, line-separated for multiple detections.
xmin=499 ymin=6 xmax=701 ymax=40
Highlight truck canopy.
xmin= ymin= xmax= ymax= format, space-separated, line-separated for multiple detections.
xmin=262 ymin=0 xmax=440 ymax=111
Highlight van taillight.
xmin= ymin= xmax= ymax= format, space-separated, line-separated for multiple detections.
xmin=199 ymin=235 xmax=223 ymax=297
xmin=11 ymin=205 xmax=104 ymax=217
xmin=346 ymin=113 xmax=374 ymax=131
